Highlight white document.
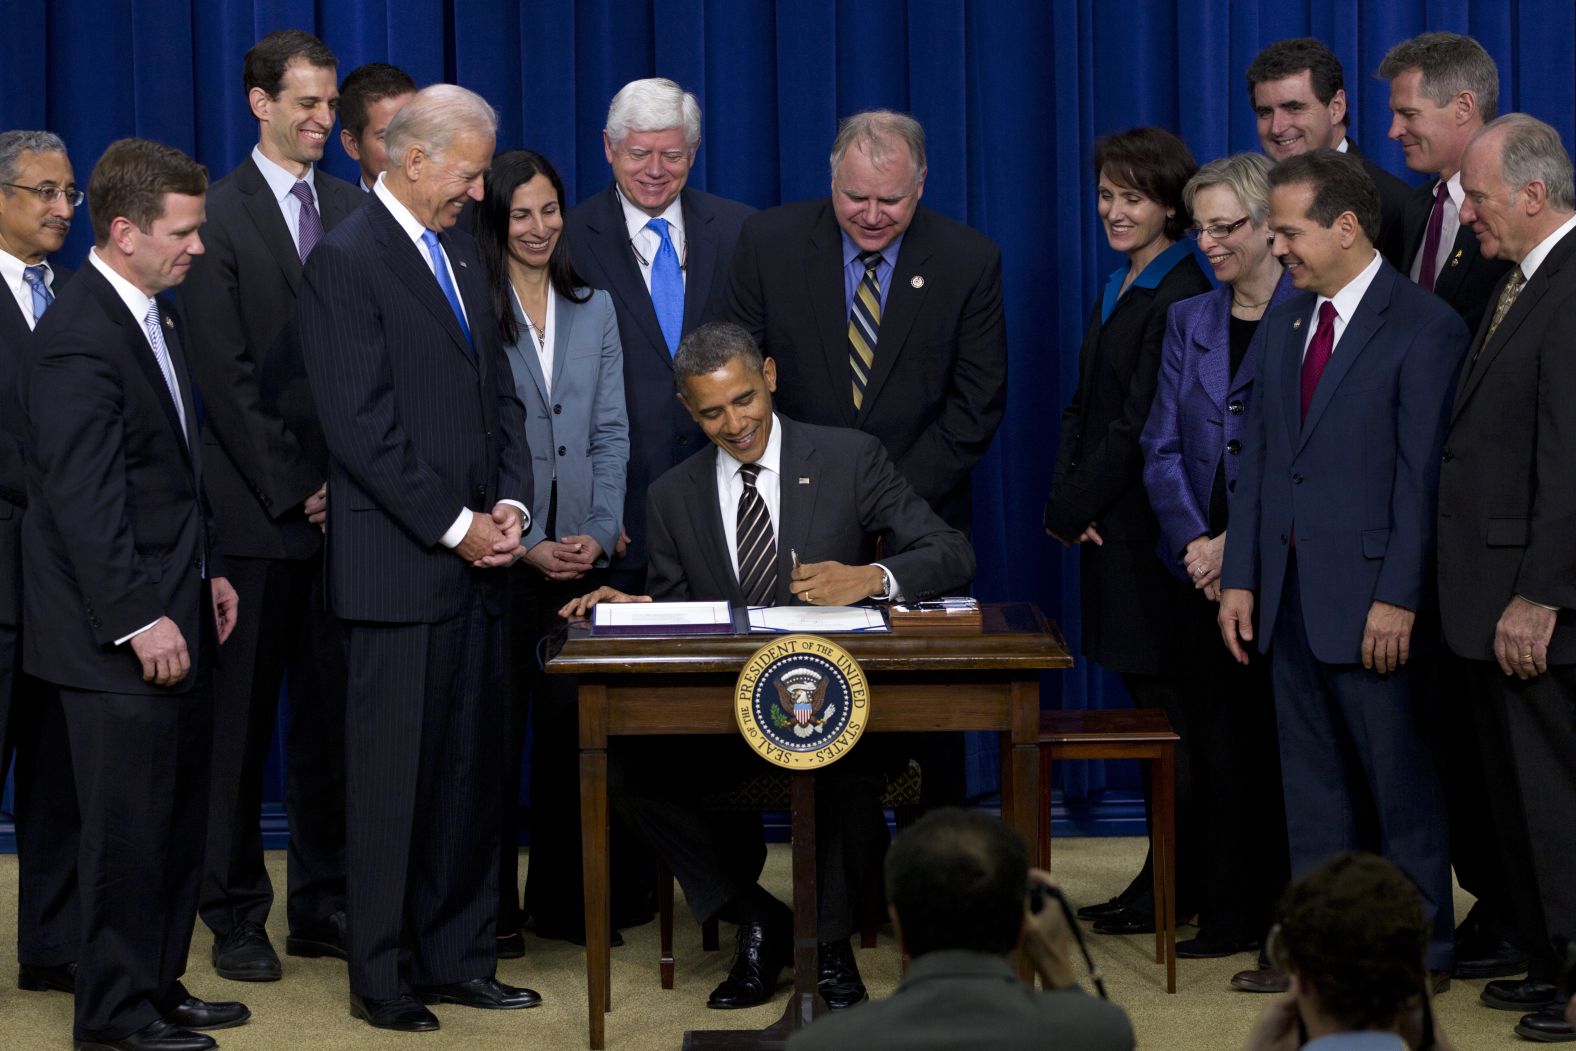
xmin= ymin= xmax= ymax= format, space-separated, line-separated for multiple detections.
xmin=592 ymin=600 xmax=732 ymax=629
xmin=748 ymin=605 xmax=889 ymax=633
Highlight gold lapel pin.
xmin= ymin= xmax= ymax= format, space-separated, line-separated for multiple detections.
xmin=1293 ymin=317 xmax=1303 ymax=330
xmin=1450 ymin=249 xmax=1463 ymax=267
xmin=910 ymin=275 xmax=924 ymax=289
xmin=164 ymin=314 xmax=174 ymax=329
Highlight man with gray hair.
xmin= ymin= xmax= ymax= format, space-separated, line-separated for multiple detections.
xmin=1438 ymin=112 xmax=1576 ymax=1043
xmin=0 ymin=128 xmax=82 ymax=1001
xmin=566 ymin=77 xmax=753 ymax=597
xmin=300 ymin=83 xmax=540 ymax=1032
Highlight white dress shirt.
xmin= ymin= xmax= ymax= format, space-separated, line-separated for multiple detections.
xmin=510 ymin=283 xmax=558 ymax=397
xmin=1409 ymin=171 xmax=1463 ymax=286
xmin=251 ymin=145 xmax=317 ymax=248
xmin=0 ymin=247 xmax=54 ymax=330
xmin=1516 ymin=212 xmax=1576 ymax=283
xmin=1303 ymin=249 xmax=1383 ymax=361
xmin=618 ymin=188 xmax=686 ymax=295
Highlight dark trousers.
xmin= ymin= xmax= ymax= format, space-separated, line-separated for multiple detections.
xmin=1271 ymin=556 xmax=1455 ymax=969
xmin=62 ymin=682 xmax=210 ymax=1041
xmin=612 ymin=735 xmax=888 ymax=940
xmin=0 ymin=625 xmax=80 ymax=967
xmin=344 ymin=594 xmax=503 ymax=999
xmin=201 ymin=552 xmax=346 ymax=937
xmin=1469 ymin=659 xmax=1576 ymax=977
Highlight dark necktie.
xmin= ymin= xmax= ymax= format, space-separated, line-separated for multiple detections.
xmin=420 ymin=229 xmax=474 ymax=351
xmin=736 ymin=463 xmax=778 ymax=607
xmin=22 ymin=264 xmax=53 ymax=325
xmin=290 ymin=180 xmax=323 ymax=261
xmin=1417 ymin=182 xmax=1448 ymax=292
xmin=645 ymin=217 xmax=684 ymax=355
xmin=1300 ymin=300 xmax=1338 ymax=423
xmin=848 ymin=250 xmax=882 ymax=409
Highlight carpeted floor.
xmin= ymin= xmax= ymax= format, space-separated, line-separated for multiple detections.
xmin=0 ymin=838 xmax=1529 ymax=1049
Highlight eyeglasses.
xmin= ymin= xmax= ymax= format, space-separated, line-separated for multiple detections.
xmin=1187 ymin=216 xmax=1251 ymax=242
xmin=3 ymin=182 xmax=84 ymax=207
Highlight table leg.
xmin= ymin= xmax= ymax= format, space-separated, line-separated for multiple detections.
xmin=1157 ymin=743 xmax=1177 ymax=993
xmin=1038 ymin=749 xmax=1052 ymax=871
xmin=579 ymin=682 xmax=611 ymax=1049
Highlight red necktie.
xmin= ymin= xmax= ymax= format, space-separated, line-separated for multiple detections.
xmin=1300 ymin=301 xmax=1338 ymax=422
xmin=1417 ymin=182 xmax=1448 ymax=292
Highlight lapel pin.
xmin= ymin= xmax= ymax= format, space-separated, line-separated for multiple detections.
xmin=910 ymin=275 xmax=924 ymax=289
xmin=163 ymin=314 xmax=174 ymax=329
xmin=458 ymin=260 xmax=468 ymax=268
xmin=1450 ymin=249 xmax=1462 ymax=267
xmin=798 ymin=477 xmax=811 ymax=485
xmin=1293 ymin=317 xmax=1302 ymax=330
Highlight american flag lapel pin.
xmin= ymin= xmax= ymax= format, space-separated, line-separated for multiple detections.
xmin=1293 ymin=317 xmax=1302 ymax=330
xmin=164 ymin=314 xmax=174 ymax=329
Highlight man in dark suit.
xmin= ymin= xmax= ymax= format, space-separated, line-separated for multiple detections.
xmin=1247 ymin=38 xmax=1414 ymax=268
xmin=1377 ymin=32 xmax=1524 ymax=985
xmin=0 ymin=128 xmax=81 ymax=998
xmin=726 ymin=109 xmax=1006 ymax=536
xmin=177 ymin=28 xmax=361 ymax=984
xmin=1219 ymin=150 xmax=1466 ymax=980
xmin=1438 ymin=114 xmax=1576 ymax=1044
xmin=299 ymin=84 xmax=539 ymax=1033
xmin=565 ymin=77 xmax=753 ymax=592
xmin=564 ymin=321 xmax=974 ymax=1013
xmin=20 ymin=137 xmax=246 ymax=1051
xmin=337 ymin=63 xmax=415 ymax=193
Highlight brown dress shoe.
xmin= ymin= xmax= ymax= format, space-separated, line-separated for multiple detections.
xmin=1231 ymin=966 xmax=1290 ymax=993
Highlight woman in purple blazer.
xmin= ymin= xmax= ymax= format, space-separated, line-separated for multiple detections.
xmin=1139 ymin=152 xmax=1294 ymax=960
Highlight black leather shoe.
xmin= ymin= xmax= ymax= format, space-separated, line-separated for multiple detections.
xmin=1483 ymin=979 xmax=1561 ymax=1012
xmin=496 ymin=930 xmax=525 ymax=959
xmin=349 ymin=993 xmax=440 ymax=1032
xmin=707 ymin=906 xmax=792 ymax=1009
xmin=531 ymin=921 xmax=625 ymax=947
xmin=1092 ymin=908 xmax=1156 ymax=935
xmin=286 ymin=909 xmax=348 ymax=961
xmin=417 ymin=976 xmax=542 ymax=1010
xmin=1076 ymin=893 xmax=1152 ymax=922
xmin=18 ymin=960 xmax=76 ymax=993
xmin=74 ymin=1017 xmax=217 ymax=1051
xmin=1454 ymin=939 xmax=1529 ymax=980
xmin=1176 ymin=935 xmax=1258 ymax=959
xmin=212 ymin=921 xmax=280 ymax=982
xmin=1231 ymin=966 xmax=1290 ymax=993
xmin=817 ymin=939 xmax=867 ymax=1010
xmin=1430 ymin=972 xmax=1451 ymax=996
xmin=165 ymin=997 xmax=250 ymax=1031
xmin=1515 ymin=1005 xmax=1576 ymax=1042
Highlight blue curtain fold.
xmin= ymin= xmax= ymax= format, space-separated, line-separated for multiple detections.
xmin=5 ymin=0 xmax=1574 ymax=813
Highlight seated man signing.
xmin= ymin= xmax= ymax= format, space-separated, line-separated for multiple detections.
xmin=562 ymin=320 xmax=973 ymax=1012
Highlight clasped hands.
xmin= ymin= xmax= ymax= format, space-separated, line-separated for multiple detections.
xmin=456 ymin=504 xmax=525 ymax=567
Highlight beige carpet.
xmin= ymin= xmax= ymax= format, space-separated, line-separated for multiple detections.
xmin=0 ymin=839 xmax=1529 ymax=1049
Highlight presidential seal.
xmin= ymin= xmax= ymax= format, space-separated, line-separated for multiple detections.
xmin=734 ymin=634 xmax=869 ymax=770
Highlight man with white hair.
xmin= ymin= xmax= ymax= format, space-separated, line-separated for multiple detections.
xmin=565 ymin=77 xmax=754 ymax=595
xmin=300 ymin=83 xmax=539 ymax=1033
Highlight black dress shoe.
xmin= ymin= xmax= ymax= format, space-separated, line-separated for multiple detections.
xmin=707 ymin=906 xmax=792 ymax=1009
xmin=1076 ymin=893 xmax=1153 ymax=922
xmin=18 ymin=960 xmax=76 ymax=993
xmin=349 ymin=993 xmax=440 ymax=1032
xmin=496 ymin=930 xmax=525 ymax=959
xmin=1092 ymin=907 xmax=1156 ymax=936
xmin=75 ymin=1017 xmax=217 ymax=1051
xmin=817 ymin=939 xmax=867 ymax=1010
xmin=1483 ymin=978 xmax=1560 ymax=1011
xmin=416 ymin=976 xmax=542 ymax=1010
xmin=1454 ymin=938 xmax=1530 ymax=980
xmin=212 ymin=921 xmax=281 ymax=982
xmin=165 ymin=996 xmax=251 ymax=1031
xmin=286 ymin=909 xmax=348 ymax=960
xmin=1176 ymin=935 xmax=1258 ymax=959
xmin=1515 ymin=1004 xmax=1576 ymax=1042
xmin=531 ymin=921 xmax=625 ymax=947
xmin=1231 ymin=966 xmax=1290 ymax=993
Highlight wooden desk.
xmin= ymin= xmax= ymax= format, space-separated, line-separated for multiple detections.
xmin=548 ymin=602 xmax=1071 ymax=1049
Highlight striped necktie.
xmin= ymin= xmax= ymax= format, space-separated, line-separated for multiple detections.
xmin=22 ymin=265 xmax=53 ymax=325
xmin=290 ymin=180 xmax=323 ymax=261
xmin=848 ymin=250 xmax=883 ymax=409
xmin=736 ymin=462 xmax=778 ymax=607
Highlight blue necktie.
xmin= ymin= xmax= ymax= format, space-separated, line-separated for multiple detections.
xmin=22 ymin=265 xmax=53 ymax=325
xmin=420 ymin=229 xmax=473 ymax=350
xmin=645 ymin=217 xmax=683 ymax=355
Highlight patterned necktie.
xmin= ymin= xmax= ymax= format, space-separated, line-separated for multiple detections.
xmin=142 ymin=300 xmax=188 ymax=442
xmin=1476 ymin=267 xmax=1527 ymax=360
xmin=1300 ymin=300 xmax=1338 ymax=423
xmin=290 ymin=180 xmax=323 ymax=261
xmin=1417 ymin=182 xmax=1448 ymax=293
xmin=645 ymin=217 xmax=683 ymax=355
xmin=848 ymin=250 xmax=883 ymax=409
xmin=22 ymin=264 xmax=53 ymax=325
xmin=420 ymin=229 xmax=473 ymax=352
xmin=735 ymin=463 xmax=778 ymax=607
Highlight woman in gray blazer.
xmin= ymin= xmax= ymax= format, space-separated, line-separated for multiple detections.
xmin=475 ymin=150 xmax=632 ymax=948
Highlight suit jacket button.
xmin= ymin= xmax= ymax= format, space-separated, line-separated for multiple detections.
xmin=557 ymin=445 xmax=566 ymax=456
xmin=1226 ymin=439 xmax=1242 ymax=455
xmin=1280 ymin=533 xmax=1289 ymax=545
xmin=677 ymin=436 xmax=689 ymax=446
xmin=1441 ymin=448 xmax=1453 ymax=463
xmin=1292 ymin=473 xmax=1303 ymax=484
xmin=553 ymin=404 xmax=562 ymax=415
xmin=1228 ymin=400 xmax=1245 ymax=415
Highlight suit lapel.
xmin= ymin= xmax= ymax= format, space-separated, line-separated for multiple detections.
xmin=237 ymin=158 xmax=305 ymax=294
xmin=1453 ymin=263 xmax=1547 ymax=418
xmin=1431 ymin=226 xmax=1476 ymax=302
xmin=1279 ymin=295 xmax=1315 ymax=446
xmin=858 ymin=213 xmax=933 ymax=420
xmin=549 ymin=290 xmax=576 ymax=395
xmin=317 ymin=176 xmax=358 ymax=231
xmin=687 ymin=450 xmax=740 ymax=604
xmin=1194 ymin=287 xmax=1231 ymax=409
xmin=775 ymin=421 xmax=818 ymax=606
xmin=83 ymin=268 xmax=190 ymax=454
xmin=159 ymin=300 xmax=199 ymax=469
xmin=680 ymin=190 xmax=716 ymax=333
xmin=1232 ymin=273 xmax=1298 ymax=397
xmin=506 ymin=288 xmax=550 ymax=404
xmin=368 ymin=199 xmax=476 ymax=366
xmin=584 ymin=186 xmax=670 ymax=367
xmin=804 ymin=207 xmax=857 ymax=427
xmin=1297 ymin=265 xmax=1392 ymax=450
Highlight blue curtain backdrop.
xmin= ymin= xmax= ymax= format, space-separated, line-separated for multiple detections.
xmin=4 ymin=0 xmax=1574 ymax=824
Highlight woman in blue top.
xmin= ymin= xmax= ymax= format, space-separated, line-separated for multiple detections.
xmin=475 ymin=149 xmax=635 ymax=948
xmin=1046 ymin=127 xmax=1210 ymax=934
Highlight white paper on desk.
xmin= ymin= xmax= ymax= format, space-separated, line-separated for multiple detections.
xmin=748 ymin=605 xmax=889 ymax=633
xmin=592 ymin=600 xmax=731 ymax=628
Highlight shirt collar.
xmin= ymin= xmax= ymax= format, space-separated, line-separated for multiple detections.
xmin=1129 ymin=238 xmax=1194 ymax=291
xmin=88 ymin=247 xmax=154 ymax=326
xmin=1517 ymin=212 xmax=1576 ymax=282
xmin=618 ymin=185 xmax=685 ymax=244
xmin=373 ymin=172 xmax=435 ymax=244
xmin=1336 ymin=137 xmax=1351 ymax=154
xmin=1441 ymin=170 xmax=1463 ymax=209
xmin=251 ymin=145 xmax=316 ymax=204
xmin=0 ymin=247 xmax=49 ymax=299
xmin=718 ymin=412 xmax=783 ymax=480
xmin=1316 ymin=248 xmax=1383 ymax=324
xmin=841 ymin=230 xmax=904 ymax=275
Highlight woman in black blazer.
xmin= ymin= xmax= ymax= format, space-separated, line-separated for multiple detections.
xmin=1045 ymin=127 xmax=1210 ymax=933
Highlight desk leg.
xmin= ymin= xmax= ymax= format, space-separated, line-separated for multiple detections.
xmin=1007 ymin=680 xmax=1041 ymax=984
xmin=579 ymin=683 xmax=610 ymax=1049
xmin=1038 ymin=750 xmax=1053 ymax=871
xmin=1156 ymin=744 xmax=1177 ymax=994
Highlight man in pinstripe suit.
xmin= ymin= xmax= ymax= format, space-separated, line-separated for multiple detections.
xmin=299 ymin=85 xmax=539 ymax=1033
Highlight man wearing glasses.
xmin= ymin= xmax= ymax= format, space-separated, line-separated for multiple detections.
xmin=0 ymin=129 xmax=83 ymax=1002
